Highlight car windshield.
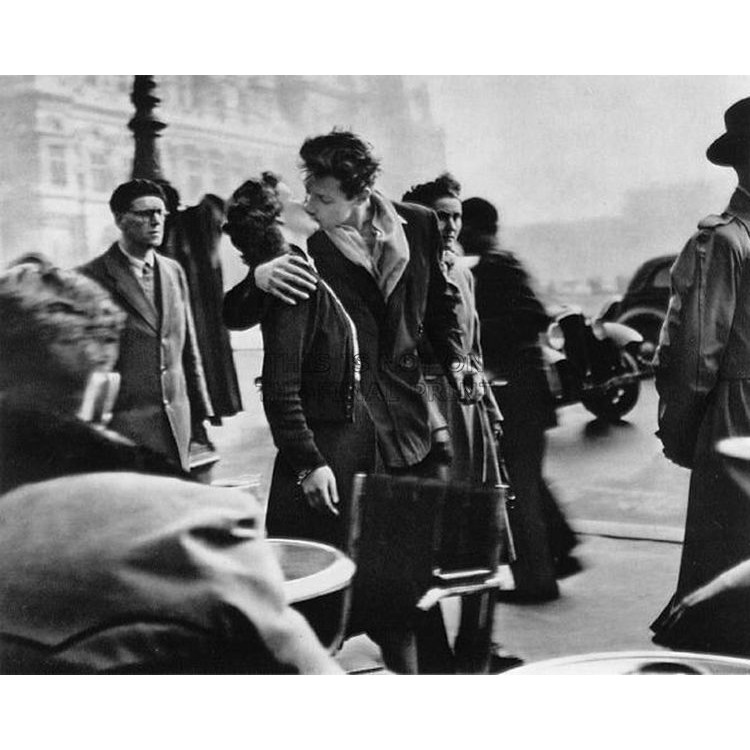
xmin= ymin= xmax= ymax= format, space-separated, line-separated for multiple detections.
xmin=626 ymin=255 xmax=676 ymax=294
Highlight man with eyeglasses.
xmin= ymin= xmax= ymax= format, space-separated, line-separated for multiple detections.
xmin=80 ymin=179 xmax=213 ymax=472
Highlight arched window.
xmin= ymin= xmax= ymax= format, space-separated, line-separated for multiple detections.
xmin=47 ymin=144 xmax=68 ymax=187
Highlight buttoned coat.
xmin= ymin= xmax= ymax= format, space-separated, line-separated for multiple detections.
xmin=80 ymin=244 xmax=213 ymax=471
xmin=654 ymin=187 xmax=750 ymax=612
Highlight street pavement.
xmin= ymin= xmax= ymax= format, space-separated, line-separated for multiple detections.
xmin=209 ymin=344 xmax=686 ymax=674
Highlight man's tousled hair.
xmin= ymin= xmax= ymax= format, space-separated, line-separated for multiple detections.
xmin=299 ymin=130 xmax=381 ymax=198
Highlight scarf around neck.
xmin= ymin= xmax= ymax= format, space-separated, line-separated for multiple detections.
xmin=324 ymin=191 xmax=409 ymax=300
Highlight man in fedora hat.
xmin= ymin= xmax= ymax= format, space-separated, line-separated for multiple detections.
xmin=651 ymin=96 xmax=750 ymax=651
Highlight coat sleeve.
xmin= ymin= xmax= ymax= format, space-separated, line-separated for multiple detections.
xmin=177 ymin=264 xmax=214 ymax=422
xmin=655 ymin=227 xmax=741 ymax=468
xmin=261 ymin=297 xmax=328 ymax=475
xmin=422 ymin=213 xmax=466 ymax=379
xmin=223 ymin=270 xmax=267 ymax=331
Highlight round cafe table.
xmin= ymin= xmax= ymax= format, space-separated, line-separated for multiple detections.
xmin=501 ymin=650 xmax=750 ymax=675
xmin=268 ymin=538 xmax=356 ymax=653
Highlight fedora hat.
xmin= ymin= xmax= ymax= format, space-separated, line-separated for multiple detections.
xmin=707 ymin=97 xmax=750 ymax=167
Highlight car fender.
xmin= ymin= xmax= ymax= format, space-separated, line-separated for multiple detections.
xmin=599 ymin=320 xmax=643 ymax=347
xmin=598 ymin=295 xmax=622 ymax=321
xmin=616 ymin=305 xmax=666 ymax=329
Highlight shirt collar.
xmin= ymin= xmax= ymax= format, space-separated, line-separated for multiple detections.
xmin=369 ymin=192 xmax=407 ymax=236
xmin=117 ymin=243 xmax=155 ymax=271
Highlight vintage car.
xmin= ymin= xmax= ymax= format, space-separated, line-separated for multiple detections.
xmin=600 ymin=254 xmax=676 ymax=361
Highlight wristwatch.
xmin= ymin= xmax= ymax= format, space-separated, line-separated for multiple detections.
xmin=296 ymin=467 xmax=316 ymax=486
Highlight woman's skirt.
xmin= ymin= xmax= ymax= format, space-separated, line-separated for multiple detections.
xmin=264 ymin=391 xmax=376 ymax=553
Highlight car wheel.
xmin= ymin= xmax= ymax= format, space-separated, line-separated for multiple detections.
xmin=581 ymin=351 xmax=640 ymax=421
xmin=617 ymin=314 xmax=663 ymax=365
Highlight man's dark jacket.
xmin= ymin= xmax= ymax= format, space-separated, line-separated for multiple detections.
xmin=224 ymin=200 xmax=465 ymax=468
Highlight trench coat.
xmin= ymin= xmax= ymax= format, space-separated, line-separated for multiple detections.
xmin=168 ymin=197 xmax=243 ymax=421
xmin=653 ymin=187 xmax=750 ymax=637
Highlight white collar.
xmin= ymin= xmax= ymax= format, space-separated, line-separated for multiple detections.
xmin=117 ymin=243 xmax=155 ymax=271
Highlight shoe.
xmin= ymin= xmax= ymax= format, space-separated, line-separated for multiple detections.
xmin=555 ymin=554 xmax=584 ymax=579
xmin=488 ymin=653 xmax=525 ymax=673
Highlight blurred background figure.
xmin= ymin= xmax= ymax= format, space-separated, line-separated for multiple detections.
xmin=79 ymin=179 xmax=214 ymax=474
xmin=0 ymin=262 xmax=341 ymax=674
xmin=167 ymin=193 xmax=243 ymax=429
xmin=461 ymin=196 xmax=579 ymax=602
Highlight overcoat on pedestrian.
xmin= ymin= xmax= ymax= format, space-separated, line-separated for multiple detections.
xmin=168 ymin=197 xmax=243 ymax=421
xmin=653 ymin=187 xmax=750 ymax=633
xmin=469 ymin=239 xmax=574 ymax=599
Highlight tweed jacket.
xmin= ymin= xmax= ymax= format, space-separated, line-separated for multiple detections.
xmin=80 ymin=244 xmax=213 ymax=471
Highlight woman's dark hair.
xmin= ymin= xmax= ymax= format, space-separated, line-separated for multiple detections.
xmin=223 ymin=172 xmax=287 ymax=266
xmin=402 ymin=172 xmax=461 ymax=207
xmin=299 ymin=130 xmax=381 ymax=199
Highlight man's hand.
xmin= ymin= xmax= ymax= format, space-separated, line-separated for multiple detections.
xmin=254 ymin=254 xmax=318 ymax=305
xmin=447 ymin=362 xmax=485 ymax=404
xmin=300 ymin=465 xmax=340 ymax=517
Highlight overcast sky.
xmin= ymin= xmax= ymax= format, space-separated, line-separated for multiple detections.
xmin=421 ymin=76 xmax=750 ymax=226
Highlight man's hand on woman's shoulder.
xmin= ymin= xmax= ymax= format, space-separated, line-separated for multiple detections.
xmin=255 ymin=254 xmax=318 ymax=305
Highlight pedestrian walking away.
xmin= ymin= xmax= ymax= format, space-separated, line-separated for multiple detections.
xmin=460 ymin=196 xmax=579 ymax=602
xmin=653 ymin=96 xmax=750 ymax=651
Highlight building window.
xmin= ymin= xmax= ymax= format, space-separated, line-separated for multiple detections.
xmin=90 ymin=150 xmax=111 ymax=193
xmin=48 ymin=144 xmax=68 ymax=187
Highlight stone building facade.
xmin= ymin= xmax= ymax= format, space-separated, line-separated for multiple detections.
xmin=0 ymin=75 xmax=446 ymax=268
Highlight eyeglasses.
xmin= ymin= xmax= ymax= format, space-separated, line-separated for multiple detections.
xmin=127 ymin=209 xmax=169 ymax=220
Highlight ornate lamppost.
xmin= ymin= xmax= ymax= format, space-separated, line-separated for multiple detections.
xmin=126 ymin=75 xmax=220 ymax=479
xmin=129 ymin=75 xmax=167 ymax=182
